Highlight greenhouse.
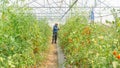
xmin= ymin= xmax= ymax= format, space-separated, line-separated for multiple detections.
xmin=0 ymin=0 xmax=120 ymax=68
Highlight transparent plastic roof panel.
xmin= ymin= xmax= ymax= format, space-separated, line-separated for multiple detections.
xmin=17 ymin=0 xmax=120 ymax=22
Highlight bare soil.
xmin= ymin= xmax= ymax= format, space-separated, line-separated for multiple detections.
xmin=38 ymin=43 xmax=58 ymax=68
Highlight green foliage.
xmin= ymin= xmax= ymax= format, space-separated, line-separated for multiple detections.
xmin=59 ymin=15 xmax=120 ymax=68
xmin=0 ymin=1 xmax=51 ymax=68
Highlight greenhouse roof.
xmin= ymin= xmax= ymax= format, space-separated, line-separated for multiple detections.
xmin=4 ymin=0 xmax=120 ymax=23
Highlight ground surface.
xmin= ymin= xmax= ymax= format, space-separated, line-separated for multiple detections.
xmin=38 ymin=43 xmax=58 ymax=68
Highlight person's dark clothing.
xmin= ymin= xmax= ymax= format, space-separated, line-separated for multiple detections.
xmin=52 ymin=25 xmax=59 ymax=44
xmin=52 ymin=32 xmax=57 ymax=43
xmin=53 ymin=25 xmax=59 ymax=32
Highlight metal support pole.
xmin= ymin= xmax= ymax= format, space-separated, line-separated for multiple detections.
xmin=60 ymin=0 xmax=78 ymax=19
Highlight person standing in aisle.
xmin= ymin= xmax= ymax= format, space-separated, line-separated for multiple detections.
xmin=52 ymin=23 xmax=59 ymax=44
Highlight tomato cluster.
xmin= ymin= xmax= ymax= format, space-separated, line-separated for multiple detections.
xmin=59 ymin=16 xmax=120 ymax=67
xmin=113 ymin=50 xmax=120 ymax=59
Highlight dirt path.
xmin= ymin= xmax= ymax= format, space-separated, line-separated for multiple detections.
xmin=38 ymin=43 xmax=58 ymax=68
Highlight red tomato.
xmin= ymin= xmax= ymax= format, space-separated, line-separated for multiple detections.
xmin=113 ymin=51 xmax=117 ymax=56
xmin=117 ymin=54 xmax=120 ymax=59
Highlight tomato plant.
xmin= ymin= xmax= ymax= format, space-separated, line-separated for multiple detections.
xmin=59 ymin=15 xmax=120 ymax=68
xmin=0 ymin=0 xmax=51 ymax=67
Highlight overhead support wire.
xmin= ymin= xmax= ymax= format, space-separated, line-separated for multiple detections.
xmin=24 ymin=6 xmax=120 ymax=8
xmin=59 ymin=0 xmax=64 ymax=10
xmin=23 ymin=0 xmax=37 ymax=7
xmin=60 ymin=0 xmax=78 ymax=20
xmin=34 ymin=1 xmax=44 ymax=7
xmin=95 ymin=12 xmax=120 ymax=18
xmin=46 ymin=0 xmax=57 ymax=20
xmin=97 ymin=0 xmax=110 ymax=8
xmin=63 ymin=0 xmax=69 ymax=6
xmin=51 ymin=0 xmax=65 ymax=12
xmin=47 ymin=0 xmax=52 ymax=13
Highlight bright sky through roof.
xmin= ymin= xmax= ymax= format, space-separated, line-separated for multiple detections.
xmin=9 ymin=0 xmax=120 ymax=23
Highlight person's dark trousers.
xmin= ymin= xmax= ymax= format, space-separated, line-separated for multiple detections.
xmin=52 ymin=32 xmax=57 ymax=44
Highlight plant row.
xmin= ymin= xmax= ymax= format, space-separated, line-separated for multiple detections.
xmin=59 ymin=16 xmax=120 ymax=68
